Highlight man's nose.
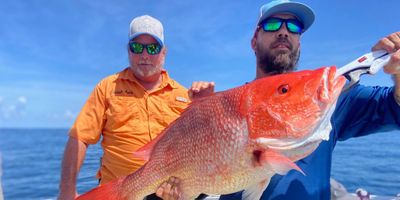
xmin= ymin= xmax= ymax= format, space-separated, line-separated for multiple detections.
xmin=276 ymin=23 xmax=289 ymax=38
xmin=140 ymin=49 xmax=150 ymax=59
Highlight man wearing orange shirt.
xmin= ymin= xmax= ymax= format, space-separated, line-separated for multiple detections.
xmin=57 ymin=15 xmax=212 ymax=200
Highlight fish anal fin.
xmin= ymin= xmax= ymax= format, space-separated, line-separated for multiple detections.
xmin=242 ymin=177 xmax=271 ymax=200
xmin=243 ymin=149 xmax=305 ymax=200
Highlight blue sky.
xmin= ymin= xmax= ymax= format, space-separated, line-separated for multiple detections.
xmin=0 ymin=0 xmax=399 ymax=128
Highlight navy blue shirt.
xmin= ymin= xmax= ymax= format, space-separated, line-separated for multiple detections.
xmin=219 ymin=84 xmax=400 ymax=200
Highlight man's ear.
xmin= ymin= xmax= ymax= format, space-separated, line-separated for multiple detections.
xmin=251 ymin=33 xmax=258 ymax=52
xmin=251 ymin=29 xmax=259 ymax=52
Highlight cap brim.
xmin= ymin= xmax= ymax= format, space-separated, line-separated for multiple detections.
xmin=129 ymin=33 xmax=164 ymax=47
xmin=258 ymin=2 xmax=315 ymax=32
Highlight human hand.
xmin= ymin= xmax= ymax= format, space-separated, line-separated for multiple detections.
xmin=372 ymin=31 xmax=400 ymax=75
xmin=155 ymin=177 xmax=181 ymax=200
xmin=188 ymin=81 xmax=215 ymax=100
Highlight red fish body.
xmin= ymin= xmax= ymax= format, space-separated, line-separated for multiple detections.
xmin=77 ymin=67 xmax=346 ymax=200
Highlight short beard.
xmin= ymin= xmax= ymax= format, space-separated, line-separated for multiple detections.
xmin=133 ymin=64 xmax=161 ymax=77
xmin=257 ymin=39 xmax=300 ymax=75
xmin=130 ymin=59 xmax=164 ymax=80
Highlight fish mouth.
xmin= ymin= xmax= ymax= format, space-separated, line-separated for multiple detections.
xmin=257 ymin=67 xmax=345 ymax=154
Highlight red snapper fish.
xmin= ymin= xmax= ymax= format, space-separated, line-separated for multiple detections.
xmin=77 ymin=67 xmax=346 ymax=200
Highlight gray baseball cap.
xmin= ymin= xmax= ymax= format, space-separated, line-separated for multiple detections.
xmin=257 ymin=0 xmax=315 ymax=32
xmin=129 ymin=15 xmax=164 ymax=47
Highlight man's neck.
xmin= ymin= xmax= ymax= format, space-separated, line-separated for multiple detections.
xmin=137 ymin=76 xmax=163 ymax=92
xmin=256 ymin=67 xmax=273 ymax=79
xmin=128 ymin=67 xmax=164 ymax=92
xmin=256 ymin=66 xmax=295 ymax=79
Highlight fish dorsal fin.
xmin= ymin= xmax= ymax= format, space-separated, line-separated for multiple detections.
xmin=242 ymin=177 xmax=271 ymax=200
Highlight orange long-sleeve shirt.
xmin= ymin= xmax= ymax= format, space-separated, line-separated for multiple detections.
xmin=69 ymin=67 xmax=190 ymax=184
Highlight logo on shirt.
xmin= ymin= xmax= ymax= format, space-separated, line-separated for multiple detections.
xmin=114 ymin=90 xmax=123 ymax=95
xmin=114 ymin=89 xmax=134 ymax=95
xmin=125 ymin=90 xmax=133 ymax=95
xmin=176 ymin=96 xmax=188 ymax=103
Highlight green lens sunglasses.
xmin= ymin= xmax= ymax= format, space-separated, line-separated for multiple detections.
xmin=261 ymin=17 xmax=304 ymax=34
xmin=129 ymin=42 xmax=162 ymax=55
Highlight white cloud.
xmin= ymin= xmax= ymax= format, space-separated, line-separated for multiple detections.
xmin=64 ymin=110 xmax=75 ymax=121
xmin=0 ymin=96 xmax=28 ymax=119
xmin=2 ymin=105 xmax=15 ymax=119
xmin=15 ymin=96 xmax=27 ymax=116
xmin=17 ymin=96 xmax=27 ymax=105
xmin=0 ymin=96 xmax=3 ymax=118
xmin=47 ymin=109 xmax=76 ymax=121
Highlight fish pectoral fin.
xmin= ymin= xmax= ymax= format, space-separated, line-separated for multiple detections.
xmin=133 ymin=128 xmax=168 ymax=161
xmin=242 ymin=178 xmax=271 ymax=200
xmin=258 ymin=149 xmax=305 ymax=175
xmin=133 ymin=140 xmax=157 ymax=162
xmin=132 ymin=149 xmax=151 ymax=162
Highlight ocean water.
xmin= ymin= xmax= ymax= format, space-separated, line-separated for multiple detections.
xmin=0 ymin=129 xmax=101 ymax=200
xmin=331 ymin=130 xmax=400 ymax=196
xmin=0 ymin=128 xmax=399 ymax=200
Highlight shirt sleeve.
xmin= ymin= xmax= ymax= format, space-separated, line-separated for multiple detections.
xmin=69 ymin=81 xmax=107 ymax=144
xmin=332 ymin=84 xmax=400 ymax=141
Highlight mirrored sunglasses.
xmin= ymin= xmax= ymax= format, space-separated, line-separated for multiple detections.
xmin=129 ymin=42 xmax=162 ymax=55
xmin=261 ymin=17 xmax=304 ymax=34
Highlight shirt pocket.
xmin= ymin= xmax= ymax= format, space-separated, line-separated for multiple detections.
xmin=169 ymin=100 xmax=189 ymax=114
xmin=106 ymin=97 xmax=140 ymax=130
xmin=161 ymin=100 xmax=189 ymax=125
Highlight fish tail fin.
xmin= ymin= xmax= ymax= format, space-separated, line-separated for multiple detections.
xmin=76 ymin=179 xmax=124 ymax=200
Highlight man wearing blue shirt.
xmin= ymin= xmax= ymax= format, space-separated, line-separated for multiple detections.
xmin=157 ymin=1 xmax=400 ymax=199
xmin=217 ymin=0 xmax=400 ymax=199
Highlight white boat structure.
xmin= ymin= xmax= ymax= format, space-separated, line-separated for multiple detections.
xmin=331 ymin=178 xmax=400 ymax=200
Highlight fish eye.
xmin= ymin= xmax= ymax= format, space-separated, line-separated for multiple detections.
xmin=278 ymin=84 xmax=289 ymax=94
